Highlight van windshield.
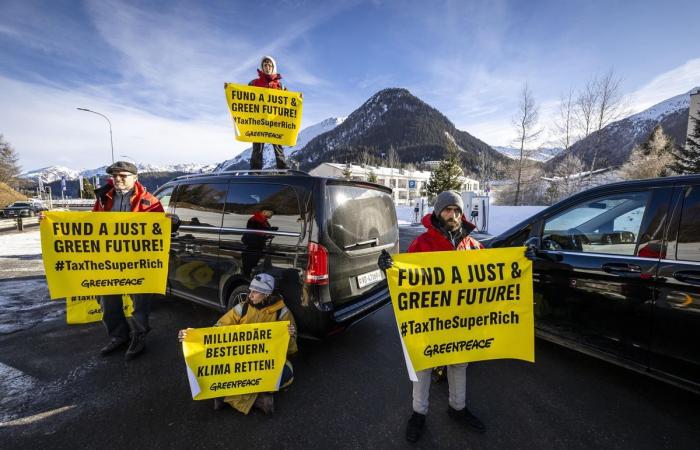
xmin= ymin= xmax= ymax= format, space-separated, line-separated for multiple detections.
xmin=326 ymin=184 xmax=398 ymax=250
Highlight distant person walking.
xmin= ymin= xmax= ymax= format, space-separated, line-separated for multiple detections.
xmin=93 ymin=161 xmax=164 ymax=360
xmin=249 ymin=56 xmax=290 ymax=170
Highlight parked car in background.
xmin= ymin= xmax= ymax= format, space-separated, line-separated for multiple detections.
xmin=153 ymin=169 xmax=399 ymax=338
xmin=488 ymin=175 xmax=700 ymax=394
xmin=1 ymin=201 xmax=47 ymax=218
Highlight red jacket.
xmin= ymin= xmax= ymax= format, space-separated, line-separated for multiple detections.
xmin=249 ymin=70 xmax=285 ymax=90
xmin=92 ymin=180 xmax=164 ymax=212
xmin=407 ymin=213 xmax=483 ymax=253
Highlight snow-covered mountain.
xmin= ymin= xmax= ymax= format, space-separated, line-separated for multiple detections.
xmin=546 ymin=88 xmax=696 ymax=170
xmin=21 ymin=163 xmax=216 ymax=183
xmin=20 ymin=166 xmax=82 ymax=183
xmin=213 ymin=117 xmax=346 ymax=171
xmin=492 ymin=146 xmax=563 ymax=162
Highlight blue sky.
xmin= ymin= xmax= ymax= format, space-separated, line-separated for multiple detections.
xmin=1 ymin=0 xmax=700 ymax=171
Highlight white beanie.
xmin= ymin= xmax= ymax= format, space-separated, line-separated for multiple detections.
xmin=260 ymin=56 xmax=277 ymax=74
xmin=249 ymin=273 xmax=275 ymax=295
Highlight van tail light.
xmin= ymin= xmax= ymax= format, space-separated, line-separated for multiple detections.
xmin=305 ymin=242 xmax=329 ymax=285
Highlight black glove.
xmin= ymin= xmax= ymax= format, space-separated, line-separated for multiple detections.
xmin=524 ymin=244 xmax=538 ymax=261
xmin=378 ymin=249 xmax=394 ymax=271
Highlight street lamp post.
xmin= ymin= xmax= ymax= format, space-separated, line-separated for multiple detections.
xmin=77 ymin=108 xmax=114 ymax=163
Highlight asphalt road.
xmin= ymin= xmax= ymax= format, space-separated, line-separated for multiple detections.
xmin=1 ymin=226 xmax=699 ymax=449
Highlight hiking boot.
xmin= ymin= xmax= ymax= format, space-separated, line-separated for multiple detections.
xmin=405 ymin=411 xmax=426 ymax=443
xmin=125 ymin=333 xmax=146 ymax=361
xmin=213 ymin=397 xmax=226 ymax=411
xmin=448 ymin=405 xmax=486 ymax=433
xmin=253 ymin=393 xmax=275 ymax=415
xmin=99 ymin=337 xmax=128 ymax=356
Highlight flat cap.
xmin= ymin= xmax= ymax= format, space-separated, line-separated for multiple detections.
xmin=106 ymin=161 xmax=138 ymax=175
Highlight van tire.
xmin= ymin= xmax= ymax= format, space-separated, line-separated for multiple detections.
xmin=227 ymin=285 xmax=249 ymax=311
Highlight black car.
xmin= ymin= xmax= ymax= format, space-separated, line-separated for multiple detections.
xmin=153 ymin=169 xmax=399 ymax=338
xmin=2 ymin=201 xmax=46 ymax=218
xmin=488 ymin=174 xmax=700 ymax=393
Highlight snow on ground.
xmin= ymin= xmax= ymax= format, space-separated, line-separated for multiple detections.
xmin=396 ymin=204 xmax=546 ymax=236
xmin=0 ymin=229 xmax=58 ymax=336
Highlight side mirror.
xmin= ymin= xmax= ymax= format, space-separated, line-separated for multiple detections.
xmin=524 ymin=236 xmax=541 ymax=249
xmin=168 ymin=214 xmax=181 ymax=233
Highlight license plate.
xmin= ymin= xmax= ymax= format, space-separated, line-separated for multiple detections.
xmin=357 ymin=269 xmax=383 ymax=289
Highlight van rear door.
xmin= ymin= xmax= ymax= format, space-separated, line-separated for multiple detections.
xmin=323 ymin=182 xmax=399 ymax=306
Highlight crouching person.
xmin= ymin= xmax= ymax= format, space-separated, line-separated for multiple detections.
xmin=178 ymin=273 xmax=297 ymax=415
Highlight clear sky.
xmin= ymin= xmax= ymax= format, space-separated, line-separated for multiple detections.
xmin=2 ymin=0 xmax=699 ymax=171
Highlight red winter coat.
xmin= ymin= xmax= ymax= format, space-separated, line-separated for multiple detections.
xmin=249 ymin=70 xmax=285 ymax=90
xmin=92 ymin=180 xmax=164 ymax=212
xmin=407 ymin=213 xmax=483 ymax=253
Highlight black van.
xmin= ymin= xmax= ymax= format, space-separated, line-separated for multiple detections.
xmin=153 ymin=170 xmax=399 ymax=338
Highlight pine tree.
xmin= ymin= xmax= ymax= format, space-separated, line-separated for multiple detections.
xmin=367 ymin=169 xmax=377 ymax=183
xmin=0 ymin=135 xmax=21 ymax=184
xmin=342 ymin=163 xmax=352 ymax=180
xmin=82 ymin=178 xmax=95 ymax=198
xmin=426 ymin=142 xmax=463 ymax=198
xmin=672 ymin=116 xmax=700 ymax=174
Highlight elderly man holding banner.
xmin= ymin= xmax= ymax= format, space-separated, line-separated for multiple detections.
xmin=94 ymin=161 xmax=164 ymax=360
xmin=379 ymin=190 xmax=536 ymax=443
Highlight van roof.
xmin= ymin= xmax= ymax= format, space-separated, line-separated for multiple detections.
xmin=167 ymin=169 xmax=393 ymax=194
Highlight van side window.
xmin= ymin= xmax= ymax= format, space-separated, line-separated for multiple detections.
xmin=172 ymin=183 xmax=228 ymax=227
xmin=155 ymin=186 xmax=175 ymax=210
xmin=223 ymin=183 xmax=302 ymax=246
xmin=676 ymin=186 xmax=700 ymax=262
xmin=541 ymin=192 xmax=649 ymax=255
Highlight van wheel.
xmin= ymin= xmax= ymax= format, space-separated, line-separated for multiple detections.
xmin=227 ymin=285 xmax=249 ymax=311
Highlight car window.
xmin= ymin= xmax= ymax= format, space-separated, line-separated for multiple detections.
xmin=676 ymin=186 xmax=700 ymax=262
xmin=172 ymin=183 xmax=228 ymax=227
xmin=223 ymin=183 xmax=302 ymax=246
xmin=155 ymin=186 xmax=175 ymax=210
xmin=326 ymin=184 xmax=398 ymax=250
xmin=542 ymin=191 xmax=650 ymax=255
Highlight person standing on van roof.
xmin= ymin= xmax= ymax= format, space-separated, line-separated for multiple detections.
xmin=249 ymin=56 xmax=290 ymax=171
xmin=93 ymin=160 xmax=164 ymax=361
xmin=178 ymin=273 xmax=297 ymax=415
xmin=378 ymin=190 xmax=485 ymax=442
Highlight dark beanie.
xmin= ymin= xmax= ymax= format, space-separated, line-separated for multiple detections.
xmin=106 ymin=161 xmax=138 ymax=175
xmin=433 ymin=190 xmax=464 ymax=215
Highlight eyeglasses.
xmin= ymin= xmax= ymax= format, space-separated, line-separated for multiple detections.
xmin=111 ymin=173 xmax=133 ymax=180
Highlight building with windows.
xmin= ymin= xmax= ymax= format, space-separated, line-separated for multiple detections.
xmin=309 ymin=163 xmax=480 ymax=205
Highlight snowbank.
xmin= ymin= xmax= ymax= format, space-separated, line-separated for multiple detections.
xmin=396 ymin=204 xmax=546 ymax=236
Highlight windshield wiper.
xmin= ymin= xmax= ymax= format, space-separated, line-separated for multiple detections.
xmin=344 ymin=238 xmax=379 ymax=249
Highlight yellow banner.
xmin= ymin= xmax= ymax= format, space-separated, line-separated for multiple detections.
xmin=40 ymin=212 xmax=171 ymax=299
xmin=182 ymin=322 xmax=290 ymax=400
xmin=224 ymin=83 xmax=303 ymax=146
xmin=387 ymin=247 xmax=534 ymax=372
xmin=66 ymin=294 xmax=133 ymax=324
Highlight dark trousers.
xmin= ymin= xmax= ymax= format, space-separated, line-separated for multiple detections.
xmin=250 ymin=143 xmax=288 ymax=170
xmin=100 ymin=294 xmax=150 ymax=340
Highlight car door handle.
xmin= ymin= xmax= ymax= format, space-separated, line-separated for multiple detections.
xmin=673 ymin=271 xmax=700 ymax=285
xmin=602 ymin=263 xmax=642 ymax=276
xmin=184 ymin=243 xmax=201 ymax=254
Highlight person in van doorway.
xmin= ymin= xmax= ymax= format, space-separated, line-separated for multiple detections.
xmin=178 ymin=273 xmax=297 ymax=415
xmin=249 ymin=56 xmax=290 ymax=170
xmin=378 ymin=190 xmax=485 ymax=442
xmin=241 ymin=208 xmax=278 ymax=276
xmin=93 ymin=161 xmax=164 ymax=360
